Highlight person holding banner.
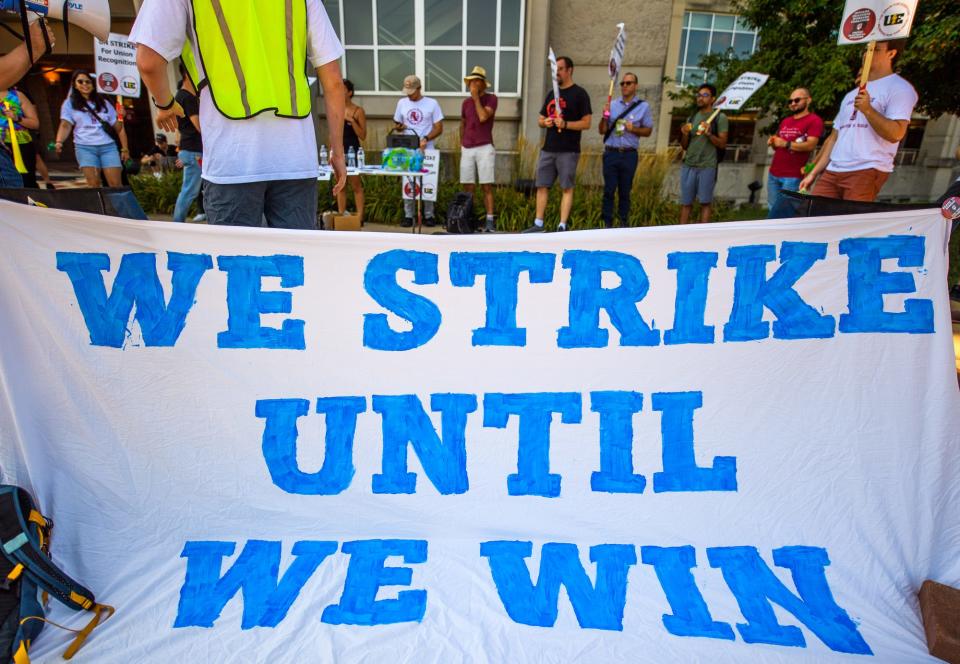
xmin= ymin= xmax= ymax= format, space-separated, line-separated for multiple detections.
xmin=766 ymin=88 xmax=823 ymax=218
xmin=799 ymin=40 xmax=916 ymax=202
xmin=679 ymin=83 xmax=727 ymax=224
xmin=131 ymin=0 xmax=347 ymax=229
xmin=54 ymin=70 xmax=129 ymax=189
xmin=0 ymin=86 xmax=39 ymax=188
xmin=393 ymin=74 xmax=443 ymax=227
xmin=598 ymin=73 xmax=652 ymax=228
xmin=524 ymin=56 xmax=592 ymax=232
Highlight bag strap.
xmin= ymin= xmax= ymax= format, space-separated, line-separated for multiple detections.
xmin=83 ymin=101 xmax=116 ymax=134
xmin=603 ymin=99 xmax=643 ymax=143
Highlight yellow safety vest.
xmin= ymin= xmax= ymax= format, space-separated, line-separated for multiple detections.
xmin=184 ymin=0 xmax=312 ymax=120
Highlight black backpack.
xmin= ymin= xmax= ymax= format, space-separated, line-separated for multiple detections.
xmin=688 ymin=114 xmax=727 ymax=163
xmin=445 ymin=192 xmax=476 ymax=234
xmin=0 ymin=485 xmax=113 ymax=663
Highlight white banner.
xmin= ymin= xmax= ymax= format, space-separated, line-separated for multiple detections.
xmin=94 ymin=33 xmax=141 ymax=98
xmin=715 ymin=72 xmax=769 ymax=111
xmin=401 ymin=148 xmax=439 ymax=203
xmin=0 ymin=201 xmax=958 ymax=663
xmin=838 ymin=0 xmax=919 ymax=44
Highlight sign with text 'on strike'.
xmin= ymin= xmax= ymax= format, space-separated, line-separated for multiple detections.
xmin=838 ymin=0 xmax=919 ymax=44
xmin=94 ymin=33 xmax=141 ymax=98
xmin=0 ymin=200 xmax=957 ymax=663
xmin=714 ymin=72 xmax=769 ymax=111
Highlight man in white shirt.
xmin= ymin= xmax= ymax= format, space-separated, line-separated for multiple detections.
xmin=131 ymin=0 xmax=346 ymax=229
xmin=800 ymin=39 xmax=916 ymax=202
xmin=393 ymin=75 xmax=443 ymax=227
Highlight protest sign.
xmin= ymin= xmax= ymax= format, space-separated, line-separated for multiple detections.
xmin=0 ymin=201 xmax=957 ymax=662
xmin=94 ymin=33 xmax=141 ymax=98
xmin=401 ymin=148 xmax=439 ymax=203
xmin=714 ymin=72 xmax=770 ymax=111
xmin=838 ymin=0 xmax=919 ymax=45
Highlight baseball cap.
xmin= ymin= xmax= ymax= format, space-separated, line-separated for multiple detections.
xmin=401 ymin=75 xmax=422 ymax=95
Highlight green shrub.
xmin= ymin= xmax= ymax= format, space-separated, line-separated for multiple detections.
xmin=128 ymin=171 xmax=185 ymax=216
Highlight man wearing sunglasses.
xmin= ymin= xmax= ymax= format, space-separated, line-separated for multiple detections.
xmin=799 ymin=39 xmax=916 ymax=202
xmin=766 ymin=89 xmax=823 ymax=218
xmin=679 ymin=83 xmax=728 ymax=224
xmin=598 ymin=73 xmax=653 ymax=229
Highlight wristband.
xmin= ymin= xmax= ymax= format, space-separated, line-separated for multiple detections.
xmin=152 ymin=96 xmax=176 ymax=110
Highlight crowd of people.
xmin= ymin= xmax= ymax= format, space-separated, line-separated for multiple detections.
xmin=0 ymin=4 xmax=955 ymax=255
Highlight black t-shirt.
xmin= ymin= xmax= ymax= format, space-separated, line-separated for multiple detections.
xmin=175 ymin=89 xmax=202 ymax=153
xmin=539 ymin=83 xmax=592 ymax=153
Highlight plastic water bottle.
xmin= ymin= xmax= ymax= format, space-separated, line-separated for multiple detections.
xmin=357 ymin=147 xmax=365 ymax=169
xmin=347 ymin=147 xmax=356 ymax=169
xmin=319 ymin=145 xmax=328 ymax=169
xmin=410 ymin=148 xmax=424 ymax=172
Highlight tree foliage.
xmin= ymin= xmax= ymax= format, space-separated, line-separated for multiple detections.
xmin=694 ymin=0 xmax=960 ymax=123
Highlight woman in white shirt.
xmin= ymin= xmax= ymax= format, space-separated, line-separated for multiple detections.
xmin=54 ymin=70 xmax=129 ymax=188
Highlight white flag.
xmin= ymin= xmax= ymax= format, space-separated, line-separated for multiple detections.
xmin=548 ymin=47 xmax=562 ymax=120
xmin=608 ymin=23 xmax=626 ymax=79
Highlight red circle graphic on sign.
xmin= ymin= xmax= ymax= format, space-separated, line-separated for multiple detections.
xmin=842 ymin=8 xmax=876 ymax=41
xmin=98 ymin=73 xmax=118 ymax=93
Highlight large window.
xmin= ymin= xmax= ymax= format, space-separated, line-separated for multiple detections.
xmin=676 ymin=12 xmax=758 ymax=87
xmin=321 ymin=0 xmax=524 ymax=95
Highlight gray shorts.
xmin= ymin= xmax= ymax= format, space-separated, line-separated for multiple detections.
xmin=679 ymin=165 xmax=718 ymax=205
xmin=203 ymin=178 xmax=319 ymax=229
xmin=535 ymin=151 xmax=580 ymax=190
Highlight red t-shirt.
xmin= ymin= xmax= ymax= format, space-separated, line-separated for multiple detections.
xmin=461 ymin=93 xmax=498 ymax=148
xmin=770 ymin=112 xmax=824 ymax=178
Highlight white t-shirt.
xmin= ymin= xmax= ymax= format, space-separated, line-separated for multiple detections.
xmin=60 ymin=99 xmax=117 ymax=146
xmin=828 ymin=74 xmax=918 ymax=174
xmin=393 ymin=97 xmax=444 ymax=149
xmin=129 ymin=0 xmax=343 ymax=185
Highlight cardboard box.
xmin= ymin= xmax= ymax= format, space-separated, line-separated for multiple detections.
xmin=919 ymin=580 xmax=960 ymax=663
xmin=332 ymin=213 xmax=361 ymax=231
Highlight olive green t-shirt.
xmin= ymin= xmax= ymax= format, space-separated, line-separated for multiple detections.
xmin=683 ymin=111 xmax=729 ymax=169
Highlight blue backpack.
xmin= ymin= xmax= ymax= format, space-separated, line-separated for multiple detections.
xmin=0 ymin=485 xmax=113 ymax=663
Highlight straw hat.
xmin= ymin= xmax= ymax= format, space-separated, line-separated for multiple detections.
xmin=463 ymin=66 xmax=488 ymax=84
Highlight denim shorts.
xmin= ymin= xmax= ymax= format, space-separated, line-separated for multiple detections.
xmin=75 ymin=142 xmax=122 ymax=169
xmin=679 ymin=165 xmax=718 ymax=205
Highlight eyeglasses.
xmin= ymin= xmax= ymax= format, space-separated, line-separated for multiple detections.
xmin=696 ymin=92 xmax=712 ymax=98
xmin=788 ymin=97 xmax=808 ymax=104
xmin=620 ymin=81 xmax=636 ymax=86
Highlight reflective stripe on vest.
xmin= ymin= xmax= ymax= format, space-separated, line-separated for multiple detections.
xmin=188 ymin=0 xmax=311 ymax=120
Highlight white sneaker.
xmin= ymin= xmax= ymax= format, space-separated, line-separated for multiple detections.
xmin=192 ymin=213 xmax=207 ymax=222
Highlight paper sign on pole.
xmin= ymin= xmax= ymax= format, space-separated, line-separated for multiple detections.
xmin=837 ymin=0 xmax=919 ymax=45
xmin=713 ymin=72 xmax=769 ymax=111
xmin=94 ymin=33 xmax=141 ymax=98
xmin=402 ymin=148 xmax=439 ymax=202
xmin=608 ymin=23 xmax=626 ymax=79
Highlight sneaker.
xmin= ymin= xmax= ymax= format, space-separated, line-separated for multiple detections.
xmin=192 ymin=213 xmax=207 ymax=222
xmin=521 ymin=224 xmax=544 ymax=233
xmin=424 ymin=217 xmax=436 ymax=227
xmin=484 ymin=218 xmax=496 ymax=233
xmin=950 ymin=284 xmax=960 ymax=302
xmin=400 ymin=218 xmax=414 ymax=228
xmin=556 ymin=223 xmax=568 ymax=232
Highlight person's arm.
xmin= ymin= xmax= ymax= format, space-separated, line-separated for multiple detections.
xmin=115 ymin=121 xmax=130 ymax=160
xmin=317 ymin=59 xmax=346 ymax=195
xmin=799 ymin=130 xmax=837 ymax=190
xmin=471 ymin=89 xmax=494 ymax=123
xmin=539 ymin=113 xmax=554 ymax=128
xmin=425 ymin=120 xmax=443 ymax=143
xmin=854 ymin=89 xmax=909 ymax=143
xmin=53 ymin=119 xmax=73 ymax=156
xmin=789 ymin=135 xmax=820 ymax=153
xmin=352 ymin=106 xmax=366 ymax=141
xmin=598 ymin=102 xmax=610 ymax=135
xmin=15 ymin=94 xmax=39 ymax=130
xmin=558 ymin=114 xmax=591 ymax=132
xmin=679 ymin=121 xmax=691 ymax=150
xmin=135 ymin=44 xmax=184 ymax=132
xmin=0 ymin=21 xmax=53 ymax=89
xmin=706 ymin=129 xmax=727 ymax=150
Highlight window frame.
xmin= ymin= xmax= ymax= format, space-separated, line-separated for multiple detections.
xmin=676 ymin=11 xmax=758 ymax=87
xmin=327 ymin=0 xmax=525 ymax=97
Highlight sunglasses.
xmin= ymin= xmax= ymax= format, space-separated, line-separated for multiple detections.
xmin=788 ymin=97 xmax=807 ymax=103
xmin=620 ymin=81 xmax=637 ymax=86
xmin=75 ymin=79 xmax=93 ymax=85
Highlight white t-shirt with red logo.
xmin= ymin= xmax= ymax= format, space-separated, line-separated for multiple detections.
xmin=393 ymin=96 xmax=444 ymax=149
xmin=827 ymin=73 xmax=918 ymax=174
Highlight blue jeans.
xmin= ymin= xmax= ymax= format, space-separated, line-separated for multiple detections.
xmin=174 ymin=150 xmax=202 ymax=222
xmin=0 ymin=149 xmax=23 ymax=188
xmin=602 ymin=150 xmax=638 ymax=227
xmin=767 ymin=174 xmax=802 ymax=219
